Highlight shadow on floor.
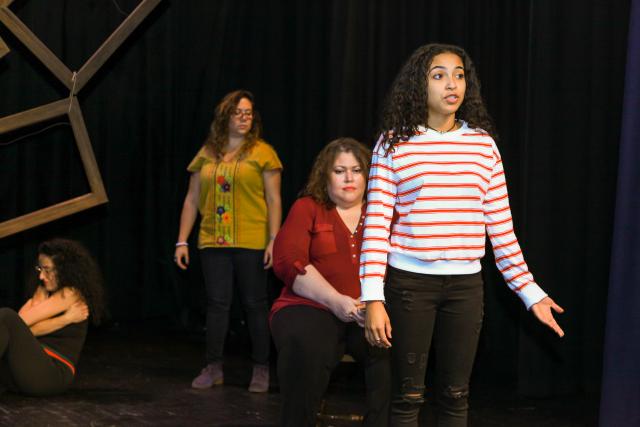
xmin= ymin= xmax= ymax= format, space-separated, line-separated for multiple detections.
xmin=0 ymin=322 xmax=598 ymax=426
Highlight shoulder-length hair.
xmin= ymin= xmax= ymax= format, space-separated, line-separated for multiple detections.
xmin=379 ymin=43 xmax=496 ymax=153
xmin=205 ymin=89 xmax=263 ymax=161
xmin=299 ymin=138 xmax=372 ymax=208
xmin=29 ymin=239 xmax=106 ymax=325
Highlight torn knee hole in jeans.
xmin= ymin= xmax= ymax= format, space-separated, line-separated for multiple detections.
xmin=441 ymin=384 xmax=469 ymax=400
xmin=400 ymin=378 xmax=425 ymax=404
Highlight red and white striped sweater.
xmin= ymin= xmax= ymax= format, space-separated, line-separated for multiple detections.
xmin=359 ymin=122 xmax=547 ymax=309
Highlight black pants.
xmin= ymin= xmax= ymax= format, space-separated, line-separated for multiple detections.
xmin=385 ymin=267 xmax=484 ymax=427
xmin=200 ymin=248 xmax=270 ymax=364
xmin=271 ymin=305 xmax=391 ymax=427
xmin=0 ymin=308 xmax=73 ymax=396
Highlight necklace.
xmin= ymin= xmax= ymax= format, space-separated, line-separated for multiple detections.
xmin=427 ymin=119 xmax=458 ymax=134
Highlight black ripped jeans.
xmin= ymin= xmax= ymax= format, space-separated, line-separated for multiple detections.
xmin=385 ymin=266 xmax=484 ymax=427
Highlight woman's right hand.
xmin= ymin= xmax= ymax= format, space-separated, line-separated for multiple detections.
xmin=64 ymin=302 xmax=89 ymax=324
xmin=329 ymin=294 xmax=361 ymax=323
xmin=174 ymin=246 xmax=190 ymax=270
xmin=365 ymin=301 xmax=392 ymax=348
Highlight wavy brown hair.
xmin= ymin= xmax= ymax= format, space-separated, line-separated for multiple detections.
xmin=28 ymin=239 xmax=106 ymax=325
xmin=299 ymin=138 xmax=372 ymax=208
xmin=379 ymin=43 xmax=496 ymax=153
xmin=205 ymin=90 xmax=263 ymax=161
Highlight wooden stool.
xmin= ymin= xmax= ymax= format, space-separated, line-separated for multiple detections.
xmin=316 ymin=354 xmax=364 ymax=426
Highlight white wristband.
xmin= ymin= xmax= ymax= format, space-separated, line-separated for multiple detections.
xmin=175 ymin=242 xmax=189 ymax=247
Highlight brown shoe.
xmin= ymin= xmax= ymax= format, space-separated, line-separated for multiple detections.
xmin=248 ymin=364 xmax=269 ymax=393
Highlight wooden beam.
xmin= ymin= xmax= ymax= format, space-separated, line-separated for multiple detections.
xmin=0 ymin=98 xmax=108 ymax=238
xmin=0 ymin=7 xmax=73 ymax=89
xmin=0 ymin=1 xmax=15 ymax=7
xmin=0 ymin=99 xmax=69 ymax=133
xmin=68 ymin=97 xmax=108 ymax=201
xmin=0 ymin=35 xmax=8 ymax=59
xmin=0 ymin=194 xmax=104 ymax=238
xmin=75 ymin=0 xmax=161 ymax=93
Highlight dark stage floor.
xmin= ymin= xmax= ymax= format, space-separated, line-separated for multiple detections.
xmin=0 ymin=322 xmax=598 ymax=426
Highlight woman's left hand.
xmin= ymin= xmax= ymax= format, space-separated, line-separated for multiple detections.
xmin=263 ymin=240 xmax=274 ymax=269
xmin=64 ymin=302 xmax=90 ymax=324
xmin=531 ymin=296 xmax=565 ymax=337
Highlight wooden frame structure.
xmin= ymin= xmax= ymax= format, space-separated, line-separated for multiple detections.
xmin=0 ymin=0 xmax=161 ymax=237
xmin=0 ymin=98 xmax=107 ymax=237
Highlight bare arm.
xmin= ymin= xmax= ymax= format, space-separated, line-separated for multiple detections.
xmin=292 ymin=264 xmax=362 ymax=323
xmin=262 ymin=169 xmax=282 ymax=269
xmin=175 ymin=172 xmax=201 ymax=270
xmin=18 ymin=288 xmax=82 ymax=326
xmin=30 ymin=302 xmax=89 ymax=336
xmin=18 ymin=286 xmax=48 ymax=314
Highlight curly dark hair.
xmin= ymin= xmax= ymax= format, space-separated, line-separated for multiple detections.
xmin=205 ymin=89 xmax=263 ymax=161
xmin=299 ymin=138 xmax=372 ymax=208
xmin=379 ymin=43 xmax=496 ymax=153
xmin=28 ymin=239 xmax=106 ymax=325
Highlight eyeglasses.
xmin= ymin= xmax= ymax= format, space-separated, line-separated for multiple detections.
xmin=35 ymin=265 xmax=55 ymax=274
xmin=233 ymin=109 xmax=253 ymax=118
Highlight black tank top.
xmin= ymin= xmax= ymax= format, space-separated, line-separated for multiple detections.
xmin=38 ymin=320 xmax=88 ymax=366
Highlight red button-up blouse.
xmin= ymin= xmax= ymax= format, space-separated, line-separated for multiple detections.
xmin=270 ymin=196 xmax=365 ymax=319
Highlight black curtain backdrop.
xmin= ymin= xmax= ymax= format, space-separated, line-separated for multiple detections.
xmin=0 ymin=0 xmax=630 ymax=398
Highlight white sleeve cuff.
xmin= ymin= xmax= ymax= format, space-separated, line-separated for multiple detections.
xmin=360 ymin=283 xmax=386 ymax=302
xmin=518 ymin=282 xmax=548 ymax=310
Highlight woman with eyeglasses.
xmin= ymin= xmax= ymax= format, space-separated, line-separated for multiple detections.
xmin=0 ymin=239 xmax=105 ymax=396
xmin=174 ymin=89 xmax=282 ymax=392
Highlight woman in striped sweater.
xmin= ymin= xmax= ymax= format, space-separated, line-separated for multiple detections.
xmin=360 ymin=43 xmax=564 ymax=426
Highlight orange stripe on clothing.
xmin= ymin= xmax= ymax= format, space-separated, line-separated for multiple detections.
xmin=395 ymin=160 xmax=492 ymax=173
xmin=392 ymin=231 xmax=485 ymax=239
xmin=360 ymin=273 xmax=386 ymax=279
xmin=390 ymin=243 xmax=486 ymax=251
xmin=495 ymin=250 xmax=522 ymax=263
xmin=399 ymin=208 xmax=484 ymax=216
xmin=399 ymin=170 xmax=490 ymax=185
xmin=394 ymin=151 xmax=493 ymax=160
xmin=43 ymin=346 xmax=75 ymax=375
xmin=397 ymin=220 xmax=484 ymax=227
xmin=398 ymin=140 xmax=493 ymax=148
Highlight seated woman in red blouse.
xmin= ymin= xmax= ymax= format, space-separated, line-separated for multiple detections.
xmin=270 ymin=138 xmax=390 ymax=427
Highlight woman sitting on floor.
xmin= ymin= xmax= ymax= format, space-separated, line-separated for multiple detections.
xmin=270 ymin=138 xmax=390 ymax=427
xmin=0 ymin=238 xmax=105 ymax=396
